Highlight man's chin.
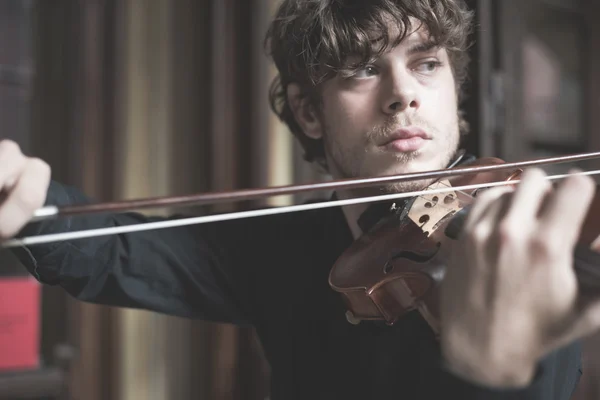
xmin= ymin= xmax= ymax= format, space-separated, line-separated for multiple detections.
xmin=365 ymin=157 xmax=447 ymax=193
xmin=351 ymin=168 xmax=436 ymax=197
xmin=379 ymin=177 xmax=437 ymax=195
xmin=375 ymin=158 xmax=438 ymax=179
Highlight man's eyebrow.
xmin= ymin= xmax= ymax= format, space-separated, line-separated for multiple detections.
xmin=407 ymin=41 xmax=440 ymax=55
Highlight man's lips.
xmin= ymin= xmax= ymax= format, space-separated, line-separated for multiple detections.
xmin=378 ymin=127 xmax=431 ymax=152
xmin=380 ymin=127 xmax=431 ymax=146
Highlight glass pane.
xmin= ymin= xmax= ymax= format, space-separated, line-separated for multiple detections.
xmin=0 ymin=0 xmax=31 ymax=66
xmin=0 ymin=0 xmax=32 ymax=150
xmin=0 ymin=83 xmax=27 ymax=141
xmin=521 ymin=1 xmax=587 ymax=173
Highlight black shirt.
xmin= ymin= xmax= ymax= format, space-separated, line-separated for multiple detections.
xmin=11 ymin=179 xmax=582 ymax=399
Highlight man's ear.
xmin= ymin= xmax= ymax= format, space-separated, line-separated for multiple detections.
xmin=287 ymin=83 xmax=323 ymax=140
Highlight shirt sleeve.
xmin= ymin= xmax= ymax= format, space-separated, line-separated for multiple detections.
xmin=9 ymin=180 xmax=258 ymax=326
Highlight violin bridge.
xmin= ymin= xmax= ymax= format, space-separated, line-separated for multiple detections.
xmin=407 ymin=180 xmax=461 ymax=236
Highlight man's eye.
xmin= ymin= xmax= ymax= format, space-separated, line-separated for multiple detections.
xmin=353 ymin=66 xmax=378 ymax=78
xmin=415 ymin=61 xmax=443 ymax=73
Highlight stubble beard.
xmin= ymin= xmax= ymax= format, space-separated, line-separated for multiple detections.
xmin=324 ymin=115 xmax=460 ymax=198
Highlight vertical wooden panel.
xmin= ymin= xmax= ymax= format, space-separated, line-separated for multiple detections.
xmin=169 ymin=1 xmax=214 ymax=398
xmin=210 ymin=0 xmax=238 ymax=202
xmin=205 ymin=1 xmax=273 ymax=399
xmin=65 ymin=1 xmax=119 ymax=400
xmin=71 ymin=1 xmax=121 ymax=400
xmin=114 ymin=1 xmax=196 ymax=400
xmin=207 ymin=9 xmax=243 ymax=398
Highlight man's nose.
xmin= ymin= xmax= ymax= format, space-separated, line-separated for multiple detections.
xmin=382 ymin=70 xmax=420 ymax=114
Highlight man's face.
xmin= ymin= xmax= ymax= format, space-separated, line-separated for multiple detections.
xmin=292 ymin=23 xmax=461 ymax=193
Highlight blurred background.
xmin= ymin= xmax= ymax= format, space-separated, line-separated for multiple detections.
xmin=0 ymin=0 xmax=598 ymax=399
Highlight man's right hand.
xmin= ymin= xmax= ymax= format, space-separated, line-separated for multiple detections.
xmin=0 ymin=139 xmax=51 ymax=239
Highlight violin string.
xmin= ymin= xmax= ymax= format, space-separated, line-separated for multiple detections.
xmin=2 ymin=169 xmax=600 ymax=248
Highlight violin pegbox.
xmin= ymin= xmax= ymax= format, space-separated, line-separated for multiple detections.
xmin=407 ymin=180 xmax=461 ymax=237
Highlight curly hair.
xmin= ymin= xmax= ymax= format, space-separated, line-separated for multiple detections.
xmin=264 ymin=0 xmax=475 ymax=169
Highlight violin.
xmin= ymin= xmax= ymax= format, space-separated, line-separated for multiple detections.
xmin=329 ymin=156 xmax=600 ymax=335
xmin=4 ymin=152 xmax=600 ymax=336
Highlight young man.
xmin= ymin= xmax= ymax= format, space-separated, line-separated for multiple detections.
xmin=0 ymin=0 xmax=597 ymax=398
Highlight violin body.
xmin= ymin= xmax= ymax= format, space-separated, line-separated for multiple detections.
xmin=329 ymin=157 xmax=600 ymax=334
